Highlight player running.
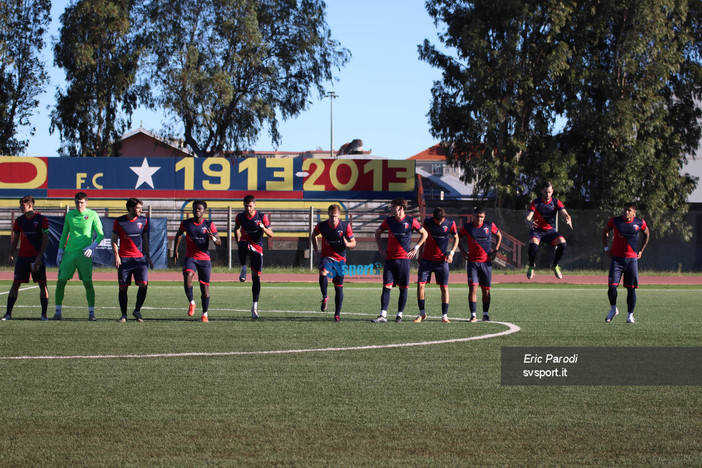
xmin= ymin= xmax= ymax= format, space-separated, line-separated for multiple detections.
xmin=234 ymin=195 xmax=273 ymax=319
xmin=602 ymin=202 xmax=650 ymax=324
xmin=3 ymin=196 xmax=50 ymax=321
xmin=311 ymin=204 xmax=356 ymax=322
xmin=372 ymin=198 xmax=427 ymax=323
xmin=173 ymin=200 xmax=221 ymax=322
xmin=112 ymin=198 xmax=153 ymax=323
xmin=458 ymin=206 xmax=502 ymax=322
xmin=525 ymin=181 xmax=573 ymax=279
xmin=54 ymin=192 xmax=104 ymax=321
xmin=414 ymin=207 xmax=459 ymax=323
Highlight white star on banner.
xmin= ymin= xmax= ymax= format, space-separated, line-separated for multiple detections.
xmin=130 ymin=158 xmax=161 ymax=189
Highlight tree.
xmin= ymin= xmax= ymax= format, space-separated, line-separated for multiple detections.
xmin=420 ymin=0 xmax=577 ymax=208
xmin=140 ymin=0 xmax=350 ymax=157
xmin=421 ymin=0 xmax=702 ymax=239
xmin=51 ymin=0 xmax=146 ymax=157
xmin=0 ymin=0 xmax=51 ymax=155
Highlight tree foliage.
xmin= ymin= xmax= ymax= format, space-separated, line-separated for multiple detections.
xmin=139 ymin=0 xmax=350 ymax=157
xmin=0 ymin=0 xmax=51 ymax=155
xmin=51 ymin=0 xmax=146 ymax=157
xmin=422 ymin=0 xmax=702 ymax=239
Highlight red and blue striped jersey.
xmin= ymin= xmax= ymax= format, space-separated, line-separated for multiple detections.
xmin=113 ymin=215 xmax=149 ymax=258
xmin=528 ymin=197 xmax=565 ymax=231
xmin=179 ymin=218 xmax=217 ymax=261
xmin=379 ymin=215 xmax=422 ymax=260
xmin=459 ymin=221 xmax=500 ymax=263
xmin=13 ymin=212 xmax=48 ymax=257
xmin=608 ymin=216 xmax=648 ymax=258
xmin=313 ymin=219 xmax=354 ymax=261
xmin=422 ymin=216 xmax=457 ymax=262
xmin=235 ymin=210 xmax=271 ymax=254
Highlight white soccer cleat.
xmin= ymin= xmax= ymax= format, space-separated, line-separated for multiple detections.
xmin=605 ymin=307 xmax=619 ymax=323
xmin=626 ymin=316 xmax=636 ymax=324
xmin=251 ymin=303 xmax=259 ymax=320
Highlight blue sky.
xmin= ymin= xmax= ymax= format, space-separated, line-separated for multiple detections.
xmin=24 ymin=0 xmax=445 ymax=159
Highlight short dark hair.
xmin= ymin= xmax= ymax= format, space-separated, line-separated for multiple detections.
xmin=193 ymin=200 xmax=207 ymax=210
xmin=243 ymin=195 xmax=256 ymax=205
xmin=474 ymin=206 xmax=486 ymax=215
xmin=625 ymin=202 xmax=637 ymax=211
xmin=75 ymin=192 xmax=88 ymax=200
xmin=126 ymin=197 xmax=143 ymax=210
xmin=432 ymin=207 xmax=445 ymax=220
xmin=328 ymin=204 xmax=341 ymax=214
xmin=20 ymin=195 xmax=35 ymax=206
xmin=390 ymin=198 xmax=407 ymax=209
xmin=541 ymin=181 xmax=553 ymax=190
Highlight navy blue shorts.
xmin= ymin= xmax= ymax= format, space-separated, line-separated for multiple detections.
xmin=320 ymin=257 xmax=345 ymax=285
xmin=13 ymin=256 xmax=47 ymax=284
xmin=118 ymin=256 xmax=148 ymax=286
xmin=529 ymin=229 xmax=564 ymax=246
xmin=467 ymin=261 xmax=492 ymax=289
xmin=608 ymin=257 xmax=638 ymax=289
xmin=238 ymin=241 xmax=263 ymax=274
xmin=183 ymin=257 xmax=212 ymax=285
xmin=417 ymin=259 xmax=449 ymax=286
xmin=383 ymin=258 xmax=411 ymax=288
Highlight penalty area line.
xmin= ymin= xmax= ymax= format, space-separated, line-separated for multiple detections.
xmin=0 ymin=322 xmax=520 ymax=361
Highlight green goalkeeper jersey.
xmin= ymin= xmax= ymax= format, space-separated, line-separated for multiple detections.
xmin=59 ymin=208 xmax=105 ymax=252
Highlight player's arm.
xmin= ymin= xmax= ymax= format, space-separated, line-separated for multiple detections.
xmin=111 ymin=231 xmax=121 ymax=268
xmin=8 ymin=228 xmax=19 ymax=264
xmin=36 ymin=220 xmax=49 ymax=268
xmin=446 ymin=231 xmax=459 ymax=263
xmin=601 ymin=224 xmax=613 ymax=257
xmin=560 ymin=208 xmax=573 ymax=229
xmin=208 ymin=227 xmax=222 ymax=247
xmin=491 ymin=231 xmax=503 ymax=260
xmin=142 ymin=222 xmax=154 ymax=269
xmin=408 ymin=227 xmax=428 ymax=259
xmin=345 ymin=225 xmax=357 ymax=249
xmin=638 ymin=227 xmax=650 ymax=259
xmin=457 ymin=232 xmax=470 ymax=260
xmin=57 ymin=215 xmax=70 ymax=264
xmin=375 ymin=226 xmax=386 ymax=259
xmin=261 ymin=224 xmax=274 ymax=238
xmin=84 ymin=212 xmax=105 ymax=258
xmin=173 ymin=226 xmax=185 ymax=262
xmin=525 ymin=210 xmax=535 ymax=229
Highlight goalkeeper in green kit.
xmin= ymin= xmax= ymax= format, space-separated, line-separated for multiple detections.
xmin=53 ymin=192 xmax=104 ymax=321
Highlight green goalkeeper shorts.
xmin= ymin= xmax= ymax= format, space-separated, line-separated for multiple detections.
xmin=58 ymin=250 xmax=94 ymax=281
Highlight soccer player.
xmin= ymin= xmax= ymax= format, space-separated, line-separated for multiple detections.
xmin=458 ymin=206 xmax=502 ymax=322
xmin=602 ymin=202 xmax=650 ymax=324
xmin=54 ymin=192 xmax=105 ymax=321
xmin=372 ymin=198 xmax=427 ymax=323
xmin=112 ymin=198 xmax=153 ymax=323
xmin=3 ymin=196 xmax=49 ymax=320
xmin=525 ymin=181 xmax=573 ymax=279
xmin=311 ymin=204 xmax=356 ymax=322
xmin=173 ymin=200 xmax=221 ymax=322
xmin=414 ymin=207 xmax=459 ymax=323
xmin=234 ymin=195 xmax=273 ymax=319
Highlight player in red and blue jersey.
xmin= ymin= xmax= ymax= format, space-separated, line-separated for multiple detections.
xmin=602 ymin=202 xmax=650 ymax=324
xmin=525 ymin=181 xmax=573 ymax=280
xmin=3 ymin=196 xmax=49 ymax=320
xmin=312 ymin=204 xmax=356 ymax=321
xmin=173 ymin=200 xmax=221 ymax=322
xmin=458 ymin=207 xmax=502 ymax=322
xmin=414 ymin=207 xmax=458 ymax=323
xmin=112 ymin=198 xmax=153 ymax=323
xmin=372 ymin=198 xmax=427 ymax=323
xmin=235 ymin=195 xmax=273 ymax=319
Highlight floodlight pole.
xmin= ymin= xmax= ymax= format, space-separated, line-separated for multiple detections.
xmin=326 ymin=91 xmax=338 ymax=158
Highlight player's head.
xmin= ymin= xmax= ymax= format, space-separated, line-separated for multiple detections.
xmin=192 ymin=200 xmax=207 ymax=218
xmin=74 ymin=192 xmax=88 ymax=212
xmin=126 ymin=197 xmax=143 ymax=217
xmin=19 ymin=195 xmax=35 ymax=213
xmin=243 ymin=195 xmax=256 ymax=215
xmin=432 ymin=207 xmax=445 ymax=221
xmin=473 ymin=206 xmax=486 ymax=225
xmin=328 ymin=204 xmax=341 ymax=222
xmin=541 ymin=181 xmax=554 ymax=199
xmin=390 ymin=198 xmax=407 ymax=219
xmin=624 ymin=202 xmax=637 ymax=221
xmin=243 ymin=195 xmax=256 ymax=205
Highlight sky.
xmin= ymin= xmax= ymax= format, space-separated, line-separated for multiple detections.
xmin=23 ymin=0 xmax=447 ymax=159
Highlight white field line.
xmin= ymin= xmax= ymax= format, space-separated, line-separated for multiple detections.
xmin=0 ymin=321 xmax=520 ymax=361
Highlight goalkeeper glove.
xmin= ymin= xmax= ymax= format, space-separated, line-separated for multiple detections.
xmin=83 ymin=241 xmax=98 ymax=258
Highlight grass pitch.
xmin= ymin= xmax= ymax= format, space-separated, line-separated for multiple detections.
xmin=1 ymin=280 xmax=700 ymax=466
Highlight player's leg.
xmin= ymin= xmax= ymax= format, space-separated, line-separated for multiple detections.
xmin=332 ymin=275 xmax=344 ymax=321
xmin=551 ymin=234 xmax=566 ymax=279
xmin=182 ymin=258 xmax=197 ymax=317
xmin=395 ymin=259 xmax=411 ymax=322
xmin=250 ymin=252 xmax=263 ymax=319
xmin=117 ymin=263 xmax=130 ymax=321
xmin=372 ymin=260 xmax=393 ymax=322
xmin=319 ymin=258 xmax=330 ymax=312
xmin=623 ymin=258 xmax=639 ymax=323
xmin=132 ymin=258 xmax=148 ymax=322
xmin=527 ymin=233 xmax=540 ymax=279
xmin=468 ymin=261 xmax=479 ymax=322
xmin=415 ymin=260 xmax=430 ymax=321
xmin=33 ymin=261 xmax=49 ymax=320
xmin=54 ymin=253 xmax=78 ymax=320
xmin=480 ymin=262 xmax=493 ymax=321
xmin=605 ymin=258 xmax=623 ymax=322
xmin=437 ymin=263 xmax=450 ymax=322
xmin=238 ymin=242 xmax=248 ymax=282
xmin=76 ymin=254 xmax=96 ymax=320
xmin=197 ymin=261 xmax=212 ymax=322
xmin=4 ymin=280 xmax=22 ymax=320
